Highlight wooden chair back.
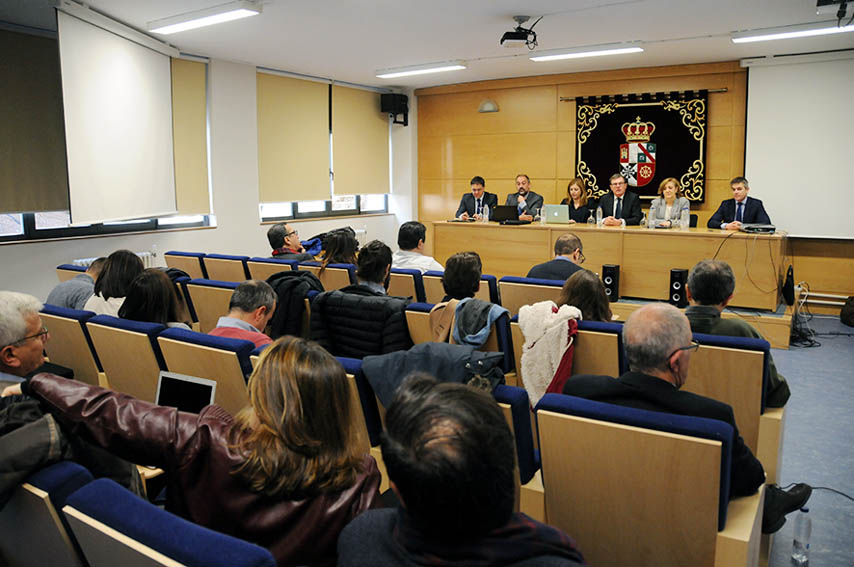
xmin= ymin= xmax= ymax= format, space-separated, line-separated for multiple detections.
xmin=164 ymin=252 xmax=206 ymax=280
xmin=498 ymin=280 xmax=562 ymax=316
xmin=511 ymin=322 xmax=621 ymax=382
xmin=184 ymin=282 xmax=235 ymax=333
xmin=246 ymin=259 xmax=296 ymax=281
xmin=86 ymin=319 xmax=165 ymax=402
xmin=41 ymin=309 xmax=102 ymax=386
xmin=202 ymin=256 xmax=249 ymax=282
xmin=55 ymin=264 xmax=87 ymax=282
xmin=298 ymin=264 xmax=353 ymax=290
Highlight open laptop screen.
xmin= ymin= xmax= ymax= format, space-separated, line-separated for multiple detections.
xmin=155 ymin=371 xmax=216 ymax=414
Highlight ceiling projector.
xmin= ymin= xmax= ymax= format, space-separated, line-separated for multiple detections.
xmin=500 ymin=15 xmax=541 ymax=49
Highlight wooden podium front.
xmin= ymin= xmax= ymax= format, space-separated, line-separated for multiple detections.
xmin=430 ymin=222 xmax=785 ymax=311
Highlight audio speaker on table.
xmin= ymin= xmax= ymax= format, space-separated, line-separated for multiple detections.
xmin=669 ymin=268 xmax=689 ymax=308
xmin=601 ymin=264 xmax=620 ymax=303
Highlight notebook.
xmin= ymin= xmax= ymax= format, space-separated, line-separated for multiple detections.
xmin=155 ymin=371 xmax=217 ymax=414
xmin=543 ymin=204 xmax=570 ymax=224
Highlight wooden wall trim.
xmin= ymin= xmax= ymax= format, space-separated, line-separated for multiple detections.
xmin=415 ymin=61 xmax=743 ymax=96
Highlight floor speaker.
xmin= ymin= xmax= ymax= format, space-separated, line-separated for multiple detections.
xmin=602 ymin=264 xmax=620 ymax=302
xmin=669 ymin=269 xmax=689 ymax=308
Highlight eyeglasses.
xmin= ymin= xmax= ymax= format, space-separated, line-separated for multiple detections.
xmin=668 ymin=339 xmax=699 ymax=359
xmin=576 ymin=250 xmax=586 ymax=264
xmin=2 ymin=326 xmax=49 ymax=349
xmin=286 ymin=229 xmax=299 ymax=237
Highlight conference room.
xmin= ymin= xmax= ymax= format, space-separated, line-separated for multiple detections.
xmin=1 ymin=1 xmax=852 ymax=566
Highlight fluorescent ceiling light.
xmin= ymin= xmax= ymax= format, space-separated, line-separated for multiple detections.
xmin=148 ymin=1 xmax=261 ymax=35
xmin=530 ymin=43 xmax=643 ymax=62
xmin=376 ymin=61 xmax=466 ymax=79
xmin=732 ymin=21 xmax=854 ymax=43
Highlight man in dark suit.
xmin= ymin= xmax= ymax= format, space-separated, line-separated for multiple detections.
xmin=504 ymin=174 xmax=544 ymax=221
xmin=707 ymin=176 xmax=772 ymax=229
xmin=455 ymin=176 xmax=498 ymax=220
xmin=598 ymin=173 xmax=642 ymax=226
xmin=563 ymin=303 xmax=811 ymax=534
xmin=527 ymin=233 xmax=585 ymax=281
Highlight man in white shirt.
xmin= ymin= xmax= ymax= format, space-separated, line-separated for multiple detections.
xmin=391 ymin=221 xmax=444 ymax=274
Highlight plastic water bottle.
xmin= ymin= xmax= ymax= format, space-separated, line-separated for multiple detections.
xmin=482 ymin=204 xmax=489 ymax=223
xmin=680 ymin=207 xmax=690 ymax=230
xmin=791 ymin=507 xmax=811 ymax=566
xmin=596 ymin=206 xmax=603 ymax=227
xmin=647 ymin=204 xmax=656 ymax=228
xmin=539 ymin=208 xmax=546 ymax=225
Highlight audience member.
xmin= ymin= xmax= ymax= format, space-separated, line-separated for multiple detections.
xmin=557 ymin=270 xmax=613 ymax=322
xmin=310 ymin=240 xmax=412 ymax=357
xmin=527 ymin=233 xmax=585 ymax=281
xmin=82 ymin=250 xmax=144 ymax=316
xmin=118 ymin=268 xmax=191 ymax=329
xmin=0 ymin=292 xmax=49 ymax=385
xmin=208 ymin=280 xmax=275 ymax=348
xmin=707 ymin=176 xmax=772 ymax=230
xmin=391 ymin=221 xmax=443 ymax=273
xmin=5 ymin=336 xmax=380 ymax=566
xmin=456 ymin=175 xmax=498 ymax=220
xmin=441 ymin=251 xmax=482 ymax=301
xmin=685 ymin=259 xmax=790 ymax=407
xmin=338 ymin=374 xmax=585 ymax=566
xmin=320 ymin=228 xmax=359 ymax=277
xmin=563 ymin=303 xmax=810 ymax=533
xmin=598 ymin=173 xmax=642 ymax=226
xmin=45 ymin=257 xmax=106 ymax=310
xmin=504 ymin=174 xmax=544 ymax=222
xmin=267 ymin=223 xmax=313 ymax=261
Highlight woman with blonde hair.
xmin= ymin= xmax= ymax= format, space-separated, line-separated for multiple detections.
xmin=648 ymin=177 xmax=691 ymax=228
xmin=559 ymin=177 xmax=592 ymax=223
xmin=5 ymin=336 xmax=380 ymax=566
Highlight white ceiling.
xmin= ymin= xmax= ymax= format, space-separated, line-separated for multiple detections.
xmin=3 ymin=0 xmax=854 ymax=90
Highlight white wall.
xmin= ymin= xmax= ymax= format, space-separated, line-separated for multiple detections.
xmin=0 ymin=59 xmax=415 ymax=300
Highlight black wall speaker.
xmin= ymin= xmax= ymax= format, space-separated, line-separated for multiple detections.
xmin=381 ymin=93 xmax=409 ymax=126
xmin=669 ymin=268 xmax=689 ymax=308
xmin=602 ymin=264 xmax=620 ymax=302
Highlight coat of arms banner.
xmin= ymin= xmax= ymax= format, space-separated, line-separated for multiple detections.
xmin=575 ymin=90 xmax=707 ymax=202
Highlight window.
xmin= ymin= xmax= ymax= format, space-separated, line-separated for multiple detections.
xmin=0 ymin=214 xmax=24 ymax=238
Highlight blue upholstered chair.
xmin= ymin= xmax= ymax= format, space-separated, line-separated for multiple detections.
xmin=203 ymin=253 xmax=251 ymax=282
xmin=157 ymin=327 xmax=254 ymax=416
xmin=55 ymin=263 xmax=87 ymax=282
xmin=388 ymin=268 xmax=426 ymax=302
xmin=85 ymin=315 xmax=167 ymax=402
xmin=535 ymin=394 xmax=763 ymax=567
xmin=246 ymin=256 xmax=298 ymax=280
xmin=422 ymin=270 xmax=499 ymax=304
xmin=164 ymin=251 xmax=207 ymax=279
xmin=497 ymin=275 xmax=564 ymax=316
xmin=40 ymin=304 xmax=102 ymax=386
xmin=0 ymin=461 xmax=94 ymax=566
xmin=184 ymin=278 xmax=239 ymax=333
xmin=63 ymin=478 xmax=276 ymax=567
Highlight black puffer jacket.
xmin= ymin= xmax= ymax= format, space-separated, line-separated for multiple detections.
xmin=310 ymin=285 xmax=412 ymax=358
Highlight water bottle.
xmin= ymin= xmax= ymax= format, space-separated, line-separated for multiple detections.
xmin=647 ymin=204 xmax=656 ymax=228
xmin=482 ymin=204 xmax=489 ymax=223
xmin=791 ymin=507 xmax=811 ymax=566
xmin=539 ymin=208 xmax=546 ymax=225
xmin=596 ymin=205 xmax=603 ymax=227
xmin=680 ymin=207 xmax=690 ymax=230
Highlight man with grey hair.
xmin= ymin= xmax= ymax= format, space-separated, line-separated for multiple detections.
xmin=686 ymin=259 xmax=790 ymax=407
xmin=208 ymin=280 xmax=276 ymax=348
xmin=526 ymin=233 xmax=585 ymax=281
xmin=563 ymin=303 xmax=810 ymax=534
xmin=46 ymin=257 xmax=106 ymax=310
xmin=0 ymin=291 xmax=49 ymax=385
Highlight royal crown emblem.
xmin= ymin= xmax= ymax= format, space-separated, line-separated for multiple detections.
xmin=619 ymin=116 xmax=656 ymax=187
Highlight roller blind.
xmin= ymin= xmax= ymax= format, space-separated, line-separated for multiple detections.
xmin=171 ymin=58 xmax=209 ymax=215
xmin=332 ymin=85 xmax=389 ymax=195
xmin=0 ymin=29 xmax=69 ymax=213
xmin=257 ymin=72 xmax=330 ymax=203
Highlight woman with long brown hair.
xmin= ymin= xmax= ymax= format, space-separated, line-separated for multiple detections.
xmin=557 ymin=269 xmax=614 ymax=322
xmin=6 ymin=336 xmax=380 ymax=566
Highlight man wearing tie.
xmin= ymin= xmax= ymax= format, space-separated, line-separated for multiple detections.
xmin=456 ymin=176 xmax=498 ymax=220
xmin=598 ymin=173 xmax=642 ymax=226
xmin=707 ymin=176 xmax=772 ymax=230
xmin=504 ymin=174 xmax=544 ymax=222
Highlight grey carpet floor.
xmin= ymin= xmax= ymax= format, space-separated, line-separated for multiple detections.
xmin=768 ymin=315 xmax=854 ymax=567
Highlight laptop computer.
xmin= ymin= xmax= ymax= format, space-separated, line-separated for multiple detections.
xmin=740 ymin=224 xmax=776 ymax=234
xmin=155 ymin=371 xmax=217 ymax=414
xmin=490 ymin=205 xmax=519 ymax=222
xmin=543 ymin=204 xmax=570 ymax=224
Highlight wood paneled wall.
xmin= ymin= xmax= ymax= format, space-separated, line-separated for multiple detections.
xmin=416 ymin=62 xmax=853 ymax=311
xmin=416 ymin=61 xmax=746 ymax=228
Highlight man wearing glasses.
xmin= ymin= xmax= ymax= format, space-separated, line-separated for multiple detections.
xmin=267 ymin=222 xmax=313 ymax=261
xmin=526 ymin=233 xmax=585 ymax=281
xmin=598 ymin=173 xmax=642 ymax=226
xmin=563 ymin=302 xmax=811 ymax=534
xmin=0 ymin=291 xmax=49 ymax=386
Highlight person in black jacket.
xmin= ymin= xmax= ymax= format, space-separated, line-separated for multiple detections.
xmin=526 ymin=233 xmax=585 ymax=282
xmin=310 ymin=241 xmax=412 ymax=358
xmin=563 ymin=303 xmax=811 ymax=534
xmin=456 ymin=176 xmax=498 ymax=220
xmin=598 ymin=173 xmax=642 ymax=226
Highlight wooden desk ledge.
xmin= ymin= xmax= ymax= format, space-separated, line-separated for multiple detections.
xmin=715 ymin=484 xmax=764 ymax=567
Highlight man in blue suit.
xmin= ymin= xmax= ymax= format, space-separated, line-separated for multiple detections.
xmin=707 ymin=176 xmax=772 ymax=229
xmin=455 ymin=176 xmax=498 ymax=220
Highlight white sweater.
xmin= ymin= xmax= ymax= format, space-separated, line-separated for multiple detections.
xmin=518 ymin=301 xmax=581 ymax=405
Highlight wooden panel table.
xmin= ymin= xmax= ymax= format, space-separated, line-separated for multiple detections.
xmin=430 ymin=221 xmax=785 ymax=311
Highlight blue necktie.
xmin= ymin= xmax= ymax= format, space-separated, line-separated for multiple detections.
xmin=476 ymin=198 xmax=482 ymax=215
xmin=736 ymin=201 xmax=743 ymax=222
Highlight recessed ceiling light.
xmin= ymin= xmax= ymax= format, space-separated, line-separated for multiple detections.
xmin=148 ymin=1 xmax=261 ymax=35
xmin=731 ymin=21 xmax=854 ymax=43
xmin=530 ymin=43 xmax=644 ymax=62
xmin=376 ymin=61 xmax=467 ymax=79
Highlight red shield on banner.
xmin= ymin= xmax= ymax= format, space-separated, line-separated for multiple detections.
xmin=619 ymin=142 xmax=656 ymax=187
